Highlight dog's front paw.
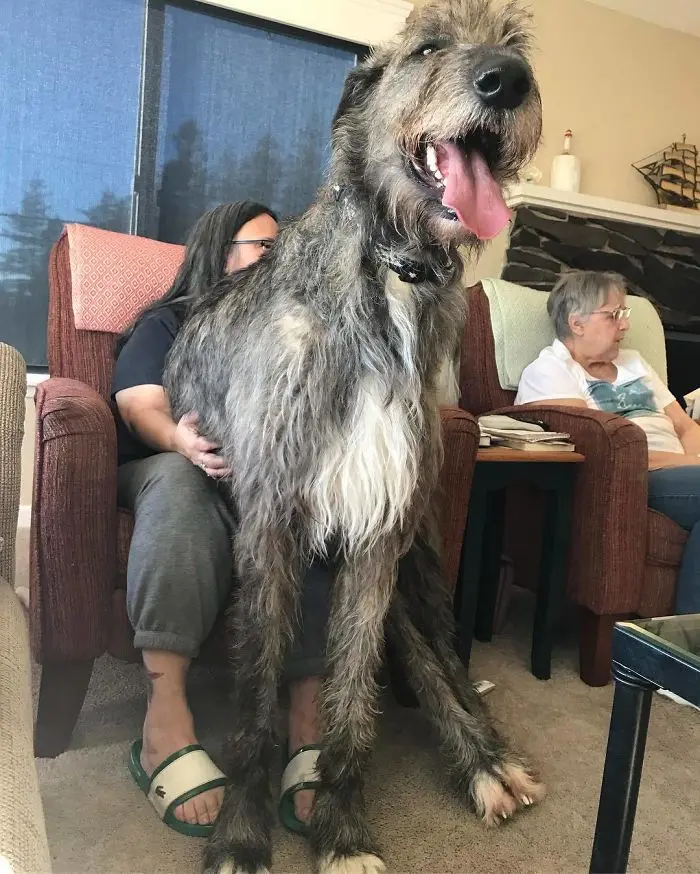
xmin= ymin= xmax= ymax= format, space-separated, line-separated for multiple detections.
xmin=204 ymin=863 xmax=270 ymax=874
xmin=495 ymin=761 xmax=546 ymax=810
xmin=318 ymin=852 xmax=387 ymax=874
xmin=471 ymin=761 xmax=546 ymax=827
xmin=471 ymin=770 xmax=518 ymax=826
xmin=204 ymin=862 xmax=270 ymax=874
xmin=203 ymin=846 xmax=270 ymax=874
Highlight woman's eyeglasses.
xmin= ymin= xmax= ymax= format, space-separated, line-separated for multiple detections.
xmin=590 ymin=306 xmax=631 ymax=322
xmin=230 ymin=238 xmax=274 ymax=251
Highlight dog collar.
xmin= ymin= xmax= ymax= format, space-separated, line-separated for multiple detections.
xmin=332 ymin=184 xmax=456 ymax=284
xmin=377 ymin=245 xmax=456 ymax=285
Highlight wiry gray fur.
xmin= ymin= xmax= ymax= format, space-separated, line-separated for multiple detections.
xmin=164 ymin=2 xmax=544 ymax=872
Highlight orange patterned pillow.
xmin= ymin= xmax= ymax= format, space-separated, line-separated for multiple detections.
xmin=68 ymin=223 xmax=185 ymax=333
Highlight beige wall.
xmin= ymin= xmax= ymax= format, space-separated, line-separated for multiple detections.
xmin=18 ymin=0 xmax=700 ymax=510
xmin=525 ymin=0 xmax=700 ymax=204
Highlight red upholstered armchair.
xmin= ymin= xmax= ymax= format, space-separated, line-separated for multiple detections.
xmin=31 ymin=224 xmax=480 ymax=757
xmin=459 ymin=278 xmax=687 ymax=686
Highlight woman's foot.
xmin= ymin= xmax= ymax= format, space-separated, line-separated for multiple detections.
xmin=142 ymin=652 xmax=224 ymax=827
xmin=288 ymin=676 xmax=323 ymax=824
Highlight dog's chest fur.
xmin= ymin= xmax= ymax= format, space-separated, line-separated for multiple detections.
xmin=303 ymin=271 xmax=457 ymax=555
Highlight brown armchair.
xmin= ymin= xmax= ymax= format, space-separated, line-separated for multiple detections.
xmin=31 ymin=224 xmax=480 ymax=757
xmin=459 ymin=279 xmax=687 ymax=686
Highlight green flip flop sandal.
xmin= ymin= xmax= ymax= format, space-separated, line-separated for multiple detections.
xmin=128 ymin=739 xmax=228 ymax=838
xmin=279 ymin=744 xmax=323 ymax=836
xmin=277 ymin=683 xmax=496 ymax=836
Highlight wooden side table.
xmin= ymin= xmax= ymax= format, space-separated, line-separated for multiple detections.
xmin=454 ymin=447 xmax=585 ymax=680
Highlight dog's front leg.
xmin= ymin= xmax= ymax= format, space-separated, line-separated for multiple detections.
xmin=203 ymin=522 xmax=301 ymax=874
xmin=397 ymin=511 xmax=487 ymax=710
xmin=389 ymin=516 xmax=546 ymax=826
xmin=308 ymin=545 xmax=397 ymax=874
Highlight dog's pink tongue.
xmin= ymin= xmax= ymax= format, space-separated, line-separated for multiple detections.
xmin=437 ymin=143 xmax=511 ymax=240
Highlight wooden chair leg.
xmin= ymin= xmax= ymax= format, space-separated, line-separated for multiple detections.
xmin=34 ymin=658 xmax=94 ymax=757
xmin=578 ymin=609 xmax=629 ymax=687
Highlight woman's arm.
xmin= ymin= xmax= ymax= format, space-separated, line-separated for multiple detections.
xmin=522 ymin=398 xmax=588 ymax=409
xmin=645 ymin=401 xmax=700 ymax=469
xmin=115 ymin=384 xmax=230 ymax=477
xmin=648 ymin=450 xmax=700 ymax=470
xmin=664 ymin=400 xmax=700 ymax=456
xmin=115 ymin=385 xmax=177 ymax=453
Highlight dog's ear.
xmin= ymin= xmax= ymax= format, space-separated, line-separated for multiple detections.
xmin=332 ymin=53 xmax=387 ymax=129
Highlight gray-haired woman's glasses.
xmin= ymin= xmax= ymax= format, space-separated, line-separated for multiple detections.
xmin=590 ymin=306 xmax=631 ymax=322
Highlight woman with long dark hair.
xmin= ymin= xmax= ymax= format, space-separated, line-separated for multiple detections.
xmin=113 ymin=202 xmax=326 ymax=838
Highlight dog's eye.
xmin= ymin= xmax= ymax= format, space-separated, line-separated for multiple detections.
xmin=415 ymin=43 xmax=441 ymax=57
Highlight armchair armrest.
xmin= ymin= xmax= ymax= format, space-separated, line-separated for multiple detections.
xmin=489 ymin=404 xmax=648 ymax=613
xmin=31 ymin=378 xmax=117 ymax=661
xmin=439 ymin=405 xmax=480 ymax=590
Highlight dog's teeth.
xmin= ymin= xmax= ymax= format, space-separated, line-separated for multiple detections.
xmin=501 ymin=812 xmax=509 ymax=820
xmin=432 ymin=168 xmax=444 ymax=182
xmin=426 ymin=144 xmax=438 ymax=171
xmin=522 ymin=795 xmax=531 ymax=806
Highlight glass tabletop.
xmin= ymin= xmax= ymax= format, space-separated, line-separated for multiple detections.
xmin=625 ymin=614 xmax=700 ymax=669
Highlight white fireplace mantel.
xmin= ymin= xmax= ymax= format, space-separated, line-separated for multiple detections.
xmin=195 ymin=0 xmax=414 ymax=46
xmin=505 ymin=183 xmax=700 ymax=237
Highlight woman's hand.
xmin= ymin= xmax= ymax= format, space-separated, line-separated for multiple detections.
xmin=173 ymin=412 xmax=231 ymax=478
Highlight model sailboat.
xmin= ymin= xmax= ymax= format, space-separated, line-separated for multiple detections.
xmin=633 ymin=134 xmax=700 ymax=211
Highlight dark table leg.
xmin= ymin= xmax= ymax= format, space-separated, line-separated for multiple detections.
xmin=455 ymin=472 xmax=489 ymax=671
xmin=474 ymin=488 xmax=506 ymax=642
xmin=589 ymin=665 xmax=655 ymax=874
xmin=531 ymin=469 xmax=574 ymax=680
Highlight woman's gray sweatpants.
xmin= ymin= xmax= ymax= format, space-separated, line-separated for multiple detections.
xmin=117 ymin=452 xmax=330 ymax=680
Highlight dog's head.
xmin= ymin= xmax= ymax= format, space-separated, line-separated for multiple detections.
xmin=331 ymin=0 xmax=542 ymax=249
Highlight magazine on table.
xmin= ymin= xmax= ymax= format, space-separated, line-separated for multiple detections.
xmin=478 ymin=414 xmax=575 ymax=452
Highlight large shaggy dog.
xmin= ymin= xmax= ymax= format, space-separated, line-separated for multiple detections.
xmin=165 ymin=1 xmax=544 ymax=871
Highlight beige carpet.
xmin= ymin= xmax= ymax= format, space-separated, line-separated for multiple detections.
xmin=16 ymin=529 xmax=700 ymax=874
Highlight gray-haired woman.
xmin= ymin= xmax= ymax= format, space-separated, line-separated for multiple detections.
xmin=516 ymin=270 xmax=700 ymax=616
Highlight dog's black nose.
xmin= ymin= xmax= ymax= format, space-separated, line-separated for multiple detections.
xmin=473 ymin=57 xmax=531 ymax=110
